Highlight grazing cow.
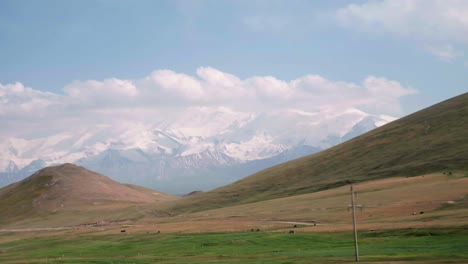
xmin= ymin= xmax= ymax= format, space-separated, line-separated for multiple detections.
xmin=293 ymin=225 xmax=297 ymax=228
xmin=289 ymin=230 xmax=295 ymax=234
xmin=121 ymin=230 xmax=126 ymax=233
xmin=256 ymin=229 xmax=260 ymax=232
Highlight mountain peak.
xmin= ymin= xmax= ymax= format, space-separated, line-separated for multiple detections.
xmin=0 ymin=164 xmax=178 ymax=226
xmin=52 ymin=162 xmax=81 ymax=170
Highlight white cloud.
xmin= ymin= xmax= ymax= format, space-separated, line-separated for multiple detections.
xmin=0 ymin=67 xmax=416 ymax=138
xmin=337 ymin=0 xmax=468 ymax=42
xmin=65 ymin=78 xmax=138 ymax=98
xmin=197 ymin=67 xmax=241 ymax=88
xmin=146 ymin=69 xmax=204 ymax=101
xmin=361 ymin=76 xmax=417 ymax=114
xmin=0 ymin=82 xmax=61 ymax=116
xmin=196 ymin=67 xmax=248 ymax=100
xmin=64 ymin=78 xmax=138 ymax=107
xmin=336 ymin=0 xmax=468 ymax=61
xmin=246 ymin=76 xmax=293 ymax=100
xmin=364 ymin=76 xmax=416 ymax=98
xmin=425 ymin=45 xmax=463 ymax=62
xmin=287 ymin=74 xmax=416 ymax=114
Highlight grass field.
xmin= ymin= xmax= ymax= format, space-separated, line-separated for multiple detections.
xmin=1 ymin=228 xmax=467 ymax=263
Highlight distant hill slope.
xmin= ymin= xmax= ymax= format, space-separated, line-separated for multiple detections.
xmin=0 ymin=163 xmax=177 ymax=226
xmin=165 ymin=93 xmax=468 ymax=213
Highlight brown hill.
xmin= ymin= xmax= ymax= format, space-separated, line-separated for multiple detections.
xmin=162 ymin=92 xmax=468 ymax=213
xmin=0 ymin=163 xmax=178 ymax=226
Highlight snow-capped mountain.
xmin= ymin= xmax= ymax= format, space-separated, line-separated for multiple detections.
xmin=0 ymin=107 xmax=396 ymax=194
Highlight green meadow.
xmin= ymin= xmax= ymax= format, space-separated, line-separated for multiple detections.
xmin=1 ymin=229 xmax=467 ymax=263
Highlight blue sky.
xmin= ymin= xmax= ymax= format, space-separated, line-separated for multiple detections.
xmin=1 ymin=0 xmax=467 ymax=131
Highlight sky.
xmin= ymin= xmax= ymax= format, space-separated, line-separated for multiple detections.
xmin=1 ymin=0 xmax=467 ymax=138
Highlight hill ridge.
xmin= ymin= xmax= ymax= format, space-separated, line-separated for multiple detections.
xmin=0 ymin=163 xmax=177 ymax=226
xmin=163 ymin=92 xmax=468 ymax=213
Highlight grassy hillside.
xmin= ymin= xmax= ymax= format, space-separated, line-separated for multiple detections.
xmin=152 ymin=173 xmax=467 ymax=233
xmin=0 ymin=163 xmax=178 ymax=227
xmin=164 ymin=92 xmax=468 ymax=213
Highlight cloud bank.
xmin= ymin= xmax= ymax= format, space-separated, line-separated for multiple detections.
xmin=0 ymin=67 xmax=416 ymax=138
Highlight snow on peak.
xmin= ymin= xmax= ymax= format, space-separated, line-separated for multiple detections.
xmin=162 ymin=107 xmax=255 ymax=138
xmin=0 ymin=107 xmax=398 ymax=174
xmin=376 ymin=115 xmax=398 ymax=126
xmin=286 ymin=109 xmax=318 ymax=117
xmin=223 ymin=132 xmax=289 ymax=161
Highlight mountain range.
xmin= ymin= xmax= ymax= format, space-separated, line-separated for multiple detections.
xmin=0 ymin=92 xmax=466 ymax=228
xmin=0 ymin=107 xmax=395 ymax=194
xmin=163 ymin=92 xmax=468 ymax=213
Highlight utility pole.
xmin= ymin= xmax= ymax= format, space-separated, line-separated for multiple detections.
xmin=350 ymin=184 xmax=359 ymax=262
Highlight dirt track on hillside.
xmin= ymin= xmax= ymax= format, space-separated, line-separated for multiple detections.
xmin=0 ymin=227 xmax=75 ymax=232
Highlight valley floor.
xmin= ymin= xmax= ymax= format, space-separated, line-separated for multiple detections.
xmin=0 ymin=228 xmax=467 ymax=263
xmin=1 ymin=173 xmax=467 ymax=263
